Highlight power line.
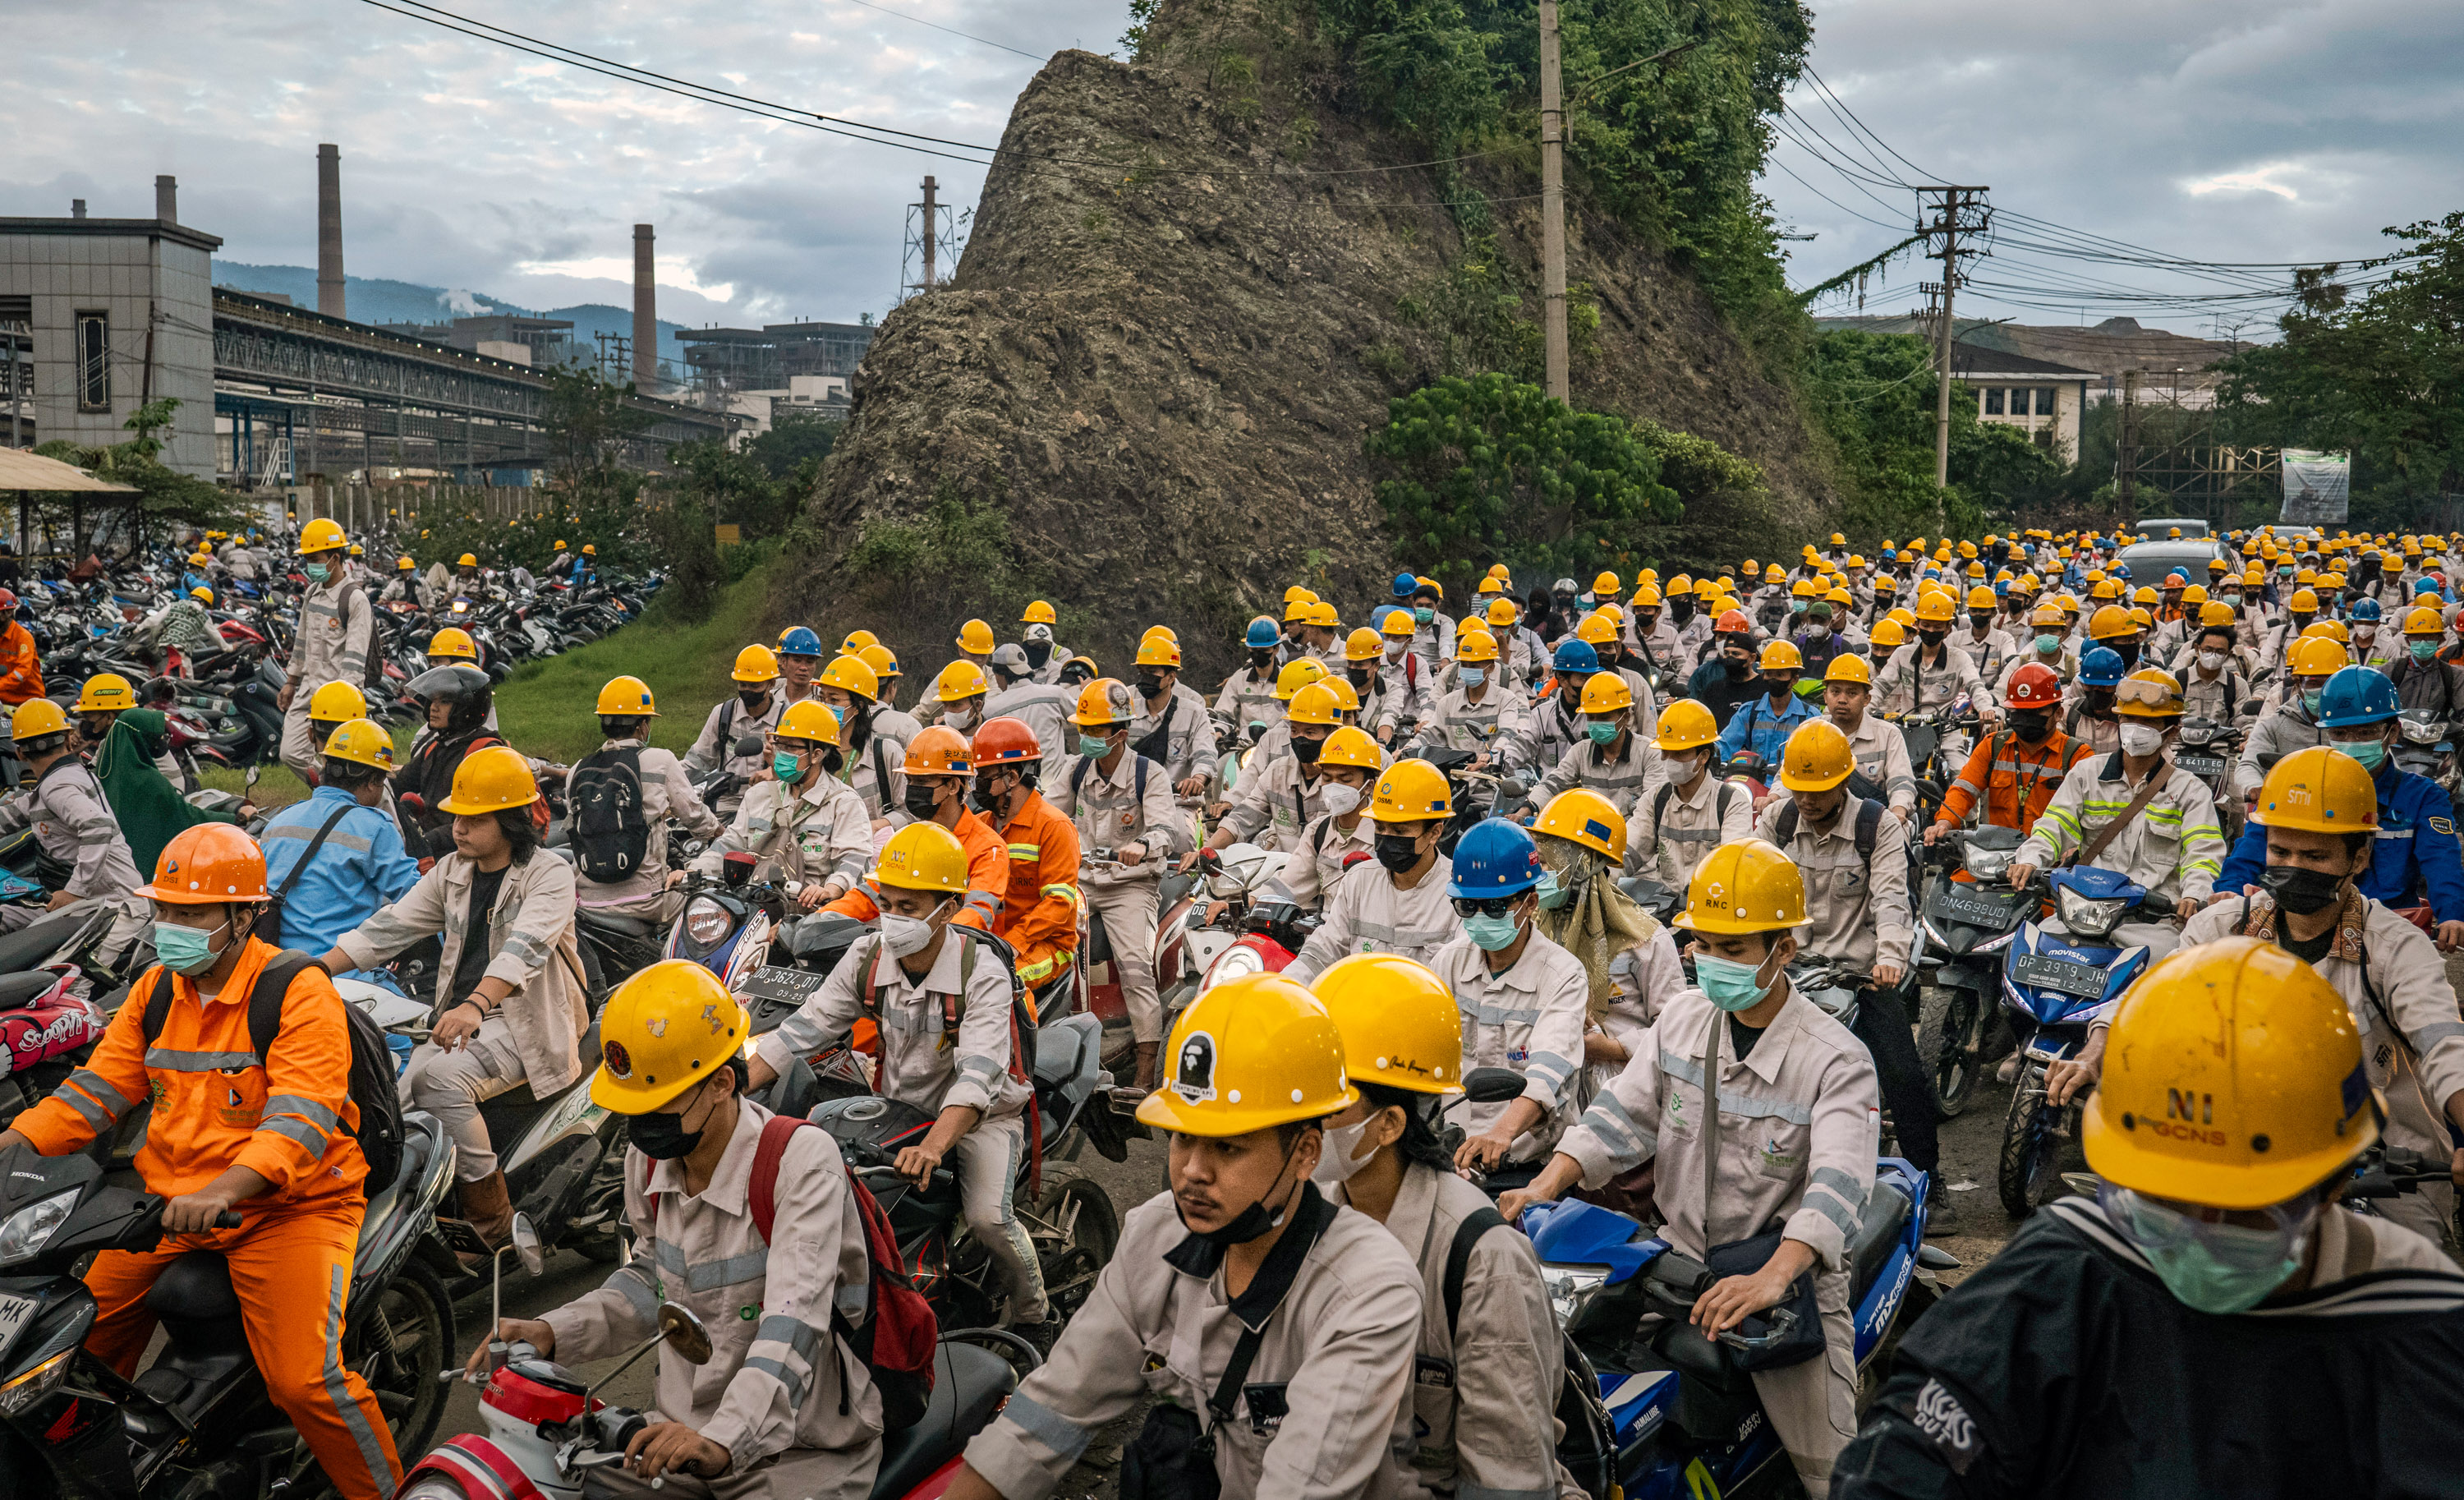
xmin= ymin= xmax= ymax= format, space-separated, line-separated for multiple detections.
xmin=829 ymin=0 xmax=1044 ymax=61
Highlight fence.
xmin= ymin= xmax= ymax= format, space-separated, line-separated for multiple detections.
xmin=286 ymin=481 xmax=556 ymax=534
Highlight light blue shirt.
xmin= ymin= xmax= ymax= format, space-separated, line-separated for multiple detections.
xmin=261 ymin=785 xmax=421 ymax=953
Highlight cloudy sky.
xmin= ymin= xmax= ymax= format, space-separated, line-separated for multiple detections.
xmin=5 ymin=0 xmax=2456 ymax=338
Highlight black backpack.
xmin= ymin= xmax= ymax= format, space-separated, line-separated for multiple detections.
xmin=569 ymin=745 xmax=650 ymax=884
xmin=141 ymin=950 xmax=405 ymax=1195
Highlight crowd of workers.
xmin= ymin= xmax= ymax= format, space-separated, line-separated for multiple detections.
xmin=0 ymin=518 xmax=2457 ymax=1500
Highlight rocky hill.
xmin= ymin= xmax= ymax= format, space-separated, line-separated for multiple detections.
xmin=792 ymin=8 xmax=1837 ymax=680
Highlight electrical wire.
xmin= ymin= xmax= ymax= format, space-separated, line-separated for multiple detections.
xmin=829 ymin=0 xmax=1044 ymax=62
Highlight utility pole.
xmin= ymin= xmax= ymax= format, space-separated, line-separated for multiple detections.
xmin=921 ymin=177 xmax=939 ymax=292
xmin=1915 ymin=186 xmax=1990 ymax=488
xmin=1538 ymin=0 xmax=1567 ymax=403
xmin=2117 ymin=368 xmax=2140 ymax=529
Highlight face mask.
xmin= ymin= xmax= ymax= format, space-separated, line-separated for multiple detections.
xmin=2411 ymin=639 xmax=2439 ymax=661
xmin=1177 ymin=1142 xmax=1306 ymax=1247
xmin=1460 ymin=666 xmax=1487 ymax=688
xmin=2007 ymin=709 xmax=2050 ymax=742
xmin=1384 ymin=641 xmax=1408 ymax=661
xmin=2112 ymin=642 xmax=2140 ymax=669
xmin=1078 ymin=733 xmax=1115 ymax=758
xmin=773 ymin=751 xmax=805 ymax=781
xmin=2112 ymin=1190 xmax=2310 ymax=1314
xmin=154 ymin=918 xmax=228 ymax=977
xmin=903 ymin=780 xmax=944 ymax=821
xmin=1463 ymin=911 xmax=1525 ymax=951
xmin=1414 ymin=607 xmax=1435 ymax=625
xmin=2341 ymin=738 xmax=2387 ymax=771
xmin=2301 ymin=691 xmax=2324 ymax=717
xmin=1291 ymin=734 xmax=1324 ymax=765
xmin=825 ymin=703 xmax=849 ymax=730
xmin=1023 ymin=641 xmax=1053 ymax=670
xmin=1765 ymin=677 xmax=1796 ymax=698
xmin=879 ymin=904 xmax=945 ymax=959
xmin=1586 ymin=720 xmax=1620 ymax=746
xmin=627 ymin=1086 xmax=718 ymax=1161
xmin=1374 ymin=831 xmax=1424 ymax=874
xmin=1534 ymin=869 xmax=1572 ymax=909
xmin=1319 ymin=781 xmax=1362 ymax=817
xmin=2259 ymin=863 xmax=2346 ymax=916
xmin=305 ymin=563 xmax=331 ymax=584
xmin=1346 ymin=667 xmax=1372 ymax=690
xmin=1249 ymin=649 xmax=1276 ymax=674
xmin=1694 ymin=949 xmax=1777 ymax=1012
xmin=1309 ymin=1118 xmax=1376 ymax=1186
xmin=1790 ymin=599 xmax=1808 ymax=614
xmin=2197 ymin=651 xmax=2227 ymax=673
xmin=1918 ymin=628 xmax=1947 ymax=648
xmin=1971 ymin=615 xmax=1996 ymax=633
xmin=2117 ymin=723 xmax=2165 ymax=757
xmin=738 ymin=689 xmax=770 ymax=713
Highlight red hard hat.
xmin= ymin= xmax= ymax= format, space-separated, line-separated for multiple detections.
xmin=2006 ymin=661 xmax=2062 ymax=707
xmin=1716 ymin=609 xmax=1752 ymax=634
xmin=0 ymin=591 xmax=17 ymax=613
xmin=971 ymin=715 xmax=1041 ymax=766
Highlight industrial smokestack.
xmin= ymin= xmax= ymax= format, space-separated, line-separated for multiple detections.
xmin=155 ymin=175 xmax=177 ymax=224
xmin=71 ymin=200 xmax=86 ymax=220
xmin=317 ymin=145 xmax=346 ymax=320
xmin=632 ymin=223 xmax=656 ymax=389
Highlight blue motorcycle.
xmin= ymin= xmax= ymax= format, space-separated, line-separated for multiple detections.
xmin=1994 ymin=865 xmax=2175 ymax=1217
xmin=1520 ymin=1160 xmax=1950 ymax=1499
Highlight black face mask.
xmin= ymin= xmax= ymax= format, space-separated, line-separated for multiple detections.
xmin=1918 ymin=628 xmax=1948 ymax=648
xmin=1249 ymin=648 xmax=1276 ymax=673
xmin=1725 ymin=652 xmax=1754 ymax=680
xmin=971 ymin=775 xmax=1008 ymax=813
xmin=1374 ymin=831 xmax=1425 ymax=873
xmin=2084 ymin=689 xmax=2117 ymax=718
xmin=1291 ymin=735 xmax=1324 ymax=765
xmin=627 ymin=1085 xmax=719 ymax=1161
xmin=2007 ymin=709 xmax=2051 ymax=742
xmin=903 ymin=780 xmax=944 ymax=821
xmin=1669 ymin=598 xmax=1695 ymax=623
xmin=738 ymin=688 xmax=770 ymax=713
xmin=2112 ymin=641 xmax=2141 ymax=669
xmin=1346 ymin=667 xmax=1373 ymax=690
xmin=1970 ymin=614 xmax=1997 ymax=633
xmin=2259 ymin=863 xmax=2345 ymax=916
xmin=1023 ymin=641 xmax=1053 ymax=670
xmin=1764 ymin=676 xmax=1796 ymax=698
xmin=1136 ymin=674 xmax=1166 ymax=699
xmin=1175 ymin=1143 xmax=1309 ymax=1248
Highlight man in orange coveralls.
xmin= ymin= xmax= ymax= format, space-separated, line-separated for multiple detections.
xmin=0 ymin=824 xmax=402 ymax=1500
xmin=0 ymin=589 xmax=44 ymax=706
xmin=823 ymin=725 xmax=1008 ymax=932
xmin=968 ymin=715 xmax=1081 ymax=1015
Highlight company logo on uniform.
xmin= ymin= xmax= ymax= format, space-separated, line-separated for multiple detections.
xmin=1174 ymin=1031 xmax=1219 ymax=1102
xmin=604 ymin=1040 xmax=634 ymax=1079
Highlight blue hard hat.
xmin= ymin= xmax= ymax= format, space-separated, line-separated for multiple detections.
xmin=1243 ymin=618 xmax=1280 ymax=650
xmin=2349 ymin=597 xmax=2383 ymax=622
xmin=2317 ymin=665 xmax=2400 ymax=727
xmin=2079 ymin=646 xmax=2126 ymax=688
xmin=778 ymin=626 xmax=823 ymax=656
xmin=2110 ymin=563 xmax=2132 ymax=580
xmin=1448 ymin=818 xmax=1543 ymax=900
xmin=1392 ymin=572 xmax=1418 ymax=599
xmin=1552 ymin=638 xmax=1600 ymax=674
xmin=1993 ymin=580 xmax=2010 ymax=596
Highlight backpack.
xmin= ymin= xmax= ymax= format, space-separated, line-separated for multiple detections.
xmin=568 ymin=746 xmax=650 ymax=884
xmin=1776 ymin=795 xmax=1915 ymax=894
xmin=140 ymin=950 xmax=405 ymax=1195
xmin=1650 ymin=778 xmax=1740 ymax=843
xmin=337 ymin=584 xmax=389 ymax=693
xmin=857 ymin=927 xmax=1042 ymax=1193
xmin=646 ymin=1115 xmax=940 ymax=1431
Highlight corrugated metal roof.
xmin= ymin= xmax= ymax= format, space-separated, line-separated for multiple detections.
xmin=0 ymin=449 xmax=140 ymax=492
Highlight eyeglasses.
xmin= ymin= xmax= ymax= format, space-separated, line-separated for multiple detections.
xmin=1452 ymin=895 xmax=1526 ymax=918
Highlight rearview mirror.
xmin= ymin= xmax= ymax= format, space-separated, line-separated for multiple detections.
xmin=658 ymin=1304 xmax=713 ymax=1365
xmin=1463 ymin=1067 xmax=1527 ymax=1104
xmin=510 ymin=1212 xmax=545 ymax=1278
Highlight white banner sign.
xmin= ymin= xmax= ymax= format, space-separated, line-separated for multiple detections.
xmin=2281 ymin=449 xmax=2351 ymax=525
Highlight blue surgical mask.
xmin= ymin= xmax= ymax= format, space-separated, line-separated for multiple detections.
xmin=1534 ymin=870 xmax=1571 ymax=909
xmin=2111 ymin=1189 xmax=2310 ymax=1314
xmin=2342 ymin=738 xmax=2387 ymax=771
xmin=153 ymin=918 xmax=228 ymax=977
xmin=304 ymin=563 xmax=331 ymax=584
xmin=826 ymin=703 xmax=848 ymax=728
xmin=2035 ymin=634 xmax=2061 ymax=654
xmin=1463 ymin=912 xmax=1524 ymax=951
xmin=1694 ymin=950 xmax=1777 ymax=1012
xmin=772 ymin=750 xmax=805 ymax=781
xmin=1078 ymin=733 xmax=1112 ymax=757
xmin=1460 ymin=666 xmax=1487 ymax=687
xmin=2411 ymin=639 xmax=2439 ymax=662
xmin=1586 ymin=720 xmax=1620 ymax=746
xmin=1414 ymin=607 xmax=1435 ymax=625
xmin=2301 ymin=691 xmax=2324 ymax=717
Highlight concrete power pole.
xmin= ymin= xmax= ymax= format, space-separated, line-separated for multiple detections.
xmin=2117 ymin=368 xmax=2140 ymax=529
xmin=1916 ymin=186 xmax=1990 ymax=488
xmin=1538 ymin=0 xmax=1567 ymax=404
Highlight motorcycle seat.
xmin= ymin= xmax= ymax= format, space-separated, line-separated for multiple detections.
xmin=146 ymin=1251 xmax=242 ymax=1323
xmin=1033 ymin=1012 xmax=1102 ymax=1089
xmin=0 ymin=910 xmax=85 ymax=973
xmin=1156 ymin=871 xmax=1197 ymax=910
xmin=0 ymin=969 xmax=57 ymax=1010
xmin=1848 ymin=1180 xmax=1914 ymax=1305
xmin=1083 ymin=907 xmax=1114 ymax=969
xmin=873 ymin=1341 xmax=1017 ymax=1498
xmin=582 ymin=910 xmax=656 ymax=938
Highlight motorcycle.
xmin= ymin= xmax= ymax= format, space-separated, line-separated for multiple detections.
xmin=0 ymin=1115 xmax=461 ymax=1498
xmin=2174 ymin=717 xmax=2246 ymax=843
xmin=1078 ymin=847 xmax=1202 ymax=1038
xmin=1995 ymin=867 xmax=2177 ymax=1218
xmin=1912 ymin=827 xmax=2036 ymax=1118
xmin=1887 ymin=706 xmax=1979 ymax=824
xmin=1521 ymin=1155 xmax=1953 ymax=1500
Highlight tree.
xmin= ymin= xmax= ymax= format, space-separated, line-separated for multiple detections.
xmin=31 ymin=398 xmax=251 ymax=549
xmin=1800 ymin=329 xmax=2059 ymax=541
xmin=540 ymin=366 xmax=656 ymax=500
xmin=1366 ymin=372 xmax=1681 ymax=592
xmin=744 ymin=410 xmax=842 ymax=480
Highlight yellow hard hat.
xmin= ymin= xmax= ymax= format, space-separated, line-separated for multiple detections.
xmin=11 ymin=698 xmax=68 ymax=741
xmin=841 ymin=628 xmax=880 ymax=655
xmin=1022 ymin=600 xmax=1058 ymax=625
xmin=1965 ymin=586 xmax=1997 ymax=610
xmin=1871 ymin=573 xmax=1898 ymax=593
xmin=1285 ymin=586 xmax=1319 ymax=606
xmin=427 ymin=627 xmax=479 ymax=661
xmin=2288 ymin=588 xmax=2319 ymax=614
xmin=1758 ymin=639 xmax=1804 ymax=673
xmin=873 ymin=820 xmax=971 ymax=895
xmin=1914 ymin=591 xmax=1957 ymax=623
xmin=934 ymin=660 xmax=991 ymax=702
xmin=2406 ymin=605 xmax=2446 ymax=636
xmin=582 ymin=544 xmax=596 ymax=555
xmin=297 ymin=518 xmax=347 ymax=554
xmin=1283 ymin=592 xmax=1319 ymax=623
xmin=1485 ymin=597 xmax=1519 ymax=628
xmin=1655 ymin=698 xmax=1718 ymax=752
xmin=2132 ymin=586 xmax=2158 ymax=606
xmin=1316 ymin=673 xmax=1362 ymax=716
xmin=438 ymin=745 xmax=538 ymax=815
xmin=321 ymin=717 xmax=397 ymax=772
xmin=1370 ymin=759 xmax=1454 ymax=823
xmin=1578 ymin=672 xmax=1634 ymax=715
xmin=2112 ymin=669 xmax=2185 ymax=719
xmin=1138 ymin=634 xmax=1186 ymax=669
xmin=1274 ymin=658 xmax=1328 ymax=699
xmin=1574 ymin=614 xmax=1617 ymax=646
xmin=591 ymin=960 xmax=751 ymax=1114
xmin=2182 ymin=585 xmax=2209 ymax=605
xmin=1534 ymin=788 xmax=1625 ymax=859
xmin=73 ymin=673 xmax=136 ymax=713
xmin=2199 ymin=602 xmax=2237 ymax=628
xmin=308 ymin=680 xmax=368 ymax=724
xmin=1780 ymin=719 xmax=1855 ymax=792
xmin=1303 ymin=600 xmax=1339 ymax=629
xmin=733 ymin=644 xmax=782 ymax=683
xmin=1380 ymin=608 xmax=1418 ymax=638
xmin=397 ymin=554 xmax=416 ymax=572
xmin=1674 ymin=839 xmax=1806 ymax=934
xmin=817 ymin=654 xmax=880 ymax=702
xmin=1593 ymin=571 xmax=1622 ymax=596
xmin=2253 ymin=746 xmax=2379 ymax=832
xmin=2083 ymin=936 xmax=2377 ymax=1208
xmin=1072 ymin=677 xmax=1138 ymax=727
xmin=955 ymin=619 xmax=996 ymax=655
xmin=1285 ymin=680 xmax=1343 ymax=728
xmin=1824 ymin=653 xmax=1872 ymax=686
xmin=1344 ymin=627 xmax=1384 ymax=662
xmin=1791 ymin=578 xmax=1819 ymax=600
xmin=777 ymin=699 xmax=843 ymax=747
xmin=2287 ymin=637 xmax=2350 ymax=678
xmin=1456 ymin=629 xmax=1500 ymax=663
xmin=1634 ymin=584 xmax=1664 ymax=609
xmin=595 ymin=675 xmax=659 ymax=718
xmin=1317 ymin=725 xmax=1382 ymax=772
xmin=457 ymin=553 xmax=480 ymax=568
xmin=2088 ymin=605 xmax=2135 ymax=641
xmin=1136 ymin=973 xmax=1360 ymax=1135
xmin=2129 ymin=606 xmax=2154 ymax=631
xmin=1477 ymin=577 xmax=1505 ymax=596
xmin=1309 ymin=954 xmax=1464 ymax=1095
xmin=2305 ymin=619 xmax=2350 ymax=645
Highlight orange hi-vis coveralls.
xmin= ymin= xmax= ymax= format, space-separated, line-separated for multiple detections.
xmin=0 ymin=619 xmax=43 ymax=706
xmin=824 ymin=806 xmax=1009 ymax=932
xmin=1935 ymin=728 xmax=2096 ymax=839
xmin=11 ymin=937 xmax=402 ymax=1500
xmin=996 ymin=790 xmax=1082 ymax=997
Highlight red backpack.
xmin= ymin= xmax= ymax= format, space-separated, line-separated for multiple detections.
xmin=645 ymin=1115 xmax=940 ymax=1429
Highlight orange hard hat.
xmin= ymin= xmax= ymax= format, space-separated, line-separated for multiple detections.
xmin=903 ymin=725 xmax=972 ymax=776
xmin=972 ymin=715 xmax=1042 ymax=766
xmin=139 ymin=824 xmax=270 ymax=904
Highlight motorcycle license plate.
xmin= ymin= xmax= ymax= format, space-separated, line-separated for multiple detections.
xmin=2011 ymin=953 xmax=2110 ymax=1001
xmin=738 ymin=965 xmax=825 ymax=1005
xmin=2176 ymin=752 xmax=2226 ymax=778
xmin=1932 ymin=890 xmax=2016 ymax=928
xmin=0 ymin=1291 xmax=39 ymax=1361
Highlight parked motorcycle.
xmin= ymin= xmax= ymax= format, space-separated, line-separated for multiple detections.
xmin=1912 ymin=827 xmax=2036 ymax=1118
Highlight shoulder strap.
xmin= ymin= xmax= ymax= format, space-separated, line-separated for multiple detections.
xmin=1716 ymin=780 xmax=1738 ymax=823
xmin=1443 ymin=1207 xmax=1509 ymax=1342
xmin=1777 ymin=797 xmax=1799 ymax=847
xmin=246 ymin=950 xmax=329 ymax=1061
xmin=719 ymin=696 xmax=738 ymax=745
xmin=1069 ymin=756 xmax=1092 ymax=802
xmin=747 ymin=1114 xmax=813 ymax=1244
xmin=278 ymin=803 xmax=359 ymax=900
xmin=1134 ymin=753 xmax=1150 ymax=803
xmin=1651 ymin=780 xmax=1675 ymax=831
xmin=1855 ymin=797 xmax=1883 ymax=863
xmin=2076 ymin=760 xmax=2172 ymax=867
xmin=871 ymin=734 xmax=894 ymax=815
xmin=139 ymin=965 xmax=178 ymax=1044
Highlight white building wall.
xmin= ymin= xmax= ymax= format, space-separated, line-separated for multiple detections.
xmin=1 ymin=226 xmax=218 ymax=478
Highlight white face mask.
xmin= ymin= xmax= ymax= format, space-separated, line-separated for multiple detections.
xmin=1319 ymin=781 xmax=1363 ymax=817
xmin=2197 ymin=651 xmax=2227 ymax=673
xmin=878 ymin=901 xmax=948 ymax=959
xmin=2117 ymin=724 xmax=2165 ymax=757
xmin=1384 ymin=641 xmax=1408 ymax=661
xmin=1309 ymin=1118 xmax=1376 ymax=1185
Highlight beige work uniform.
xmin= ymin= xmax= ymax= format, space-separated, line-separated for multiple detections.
xmin=839 ymin=725 xmax=908 ymax=826
xmin=1625 ymin=773 xmax=1754 ymax=888
xmin=1273 ymin=811 xmax=1376 ymax=913
xmin=1331 ymin=1163 xmax=1568 ymax=1500
xmin=2177 ymin=663 xmax=2255 ymax=723
xmin=1215 ymin=666 xmax=1283 ymax=741
xmin=758 ymin=929 xmax=1046 ymax=1318
xmin=1221 ymin=750 xmax=1336 ymax=854
xmin=1286 ymin=854 xmax=1460 ymax=982
xmin=556 ymin=738 xmax=723 ymax=924
xmin=279 ymin=576 xmax=375 ymax=779
xmin=693 ymin=775 xmax=873 ymax=890
xmin=1432 ymin=929 xmax=1591 ymax=1162
xmin=1997 ymin=646 xmax=2076 ymax=692
xmin=540 ymin=1101 xmax=884 ymax=1500
xmin=1528 ymin=733 xmax=1661 ymax=819
xmin=2236 ymin=701 xmax=2328 ymax=798
xmin=1370 ymin=651 xmax=1437 ymax=742
xmin=1062 ymin=751 xmax=1190 ymax=1045
xmin=683 ymin=692 xmax=786 ymax=818
xmin=1417 ymin=685 xmax=1533 ymax=771
xmin=984 ymin=679 xmax=1075 ymax=788
xmin=1873 ymin=642 xmax=1988 ymax=715
xmin=1558 ymin=988 xmax=1881 ymax=1497
xmin=1588 ymin=926 xmax=1688 ymax=1098
xmin=2016 ymin=752 xmax=2226 ymax=908
xmin=1129 ymin=681 xmax=1215 ymax=801
xmin=1954 ymin=625 xmax=2013 ymax=685
xmin=1754 ymin=792 xmax=1915 ymax=972
xmin=0 ymin=758 xmax=149 ymax=959
xmin=967 ymin=1188 xmax=1423 ymax=1500
xmin=1838 ymin=713 xmax=1919 ymax=815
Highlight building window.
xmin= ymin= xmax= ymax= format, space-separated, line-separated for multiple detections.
xmin=1984 ymin=388 xmax=2005 ymax=415
xmin=76 ymin=311 xmax=111 ymax=412
xmin=2034 ymin=387 xmax=2057 ymax=416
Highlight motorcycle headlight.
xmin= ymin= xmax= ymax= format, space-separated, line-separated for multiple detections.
xmin=684 ymin=896 xmax=733 ymax=948
xmin=2055 ymin=886 xmax=2127 ymax=938
xmin=1540 ymin=1265 xmax=1610 ymax=1327
xmin=1963 ymin=846 xmax=2013 ymax=882
xmin=0 ymin=1190 xmax=77 ymax=1267
xmin=1201 ymin=943 xmax=1264 ymax=995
